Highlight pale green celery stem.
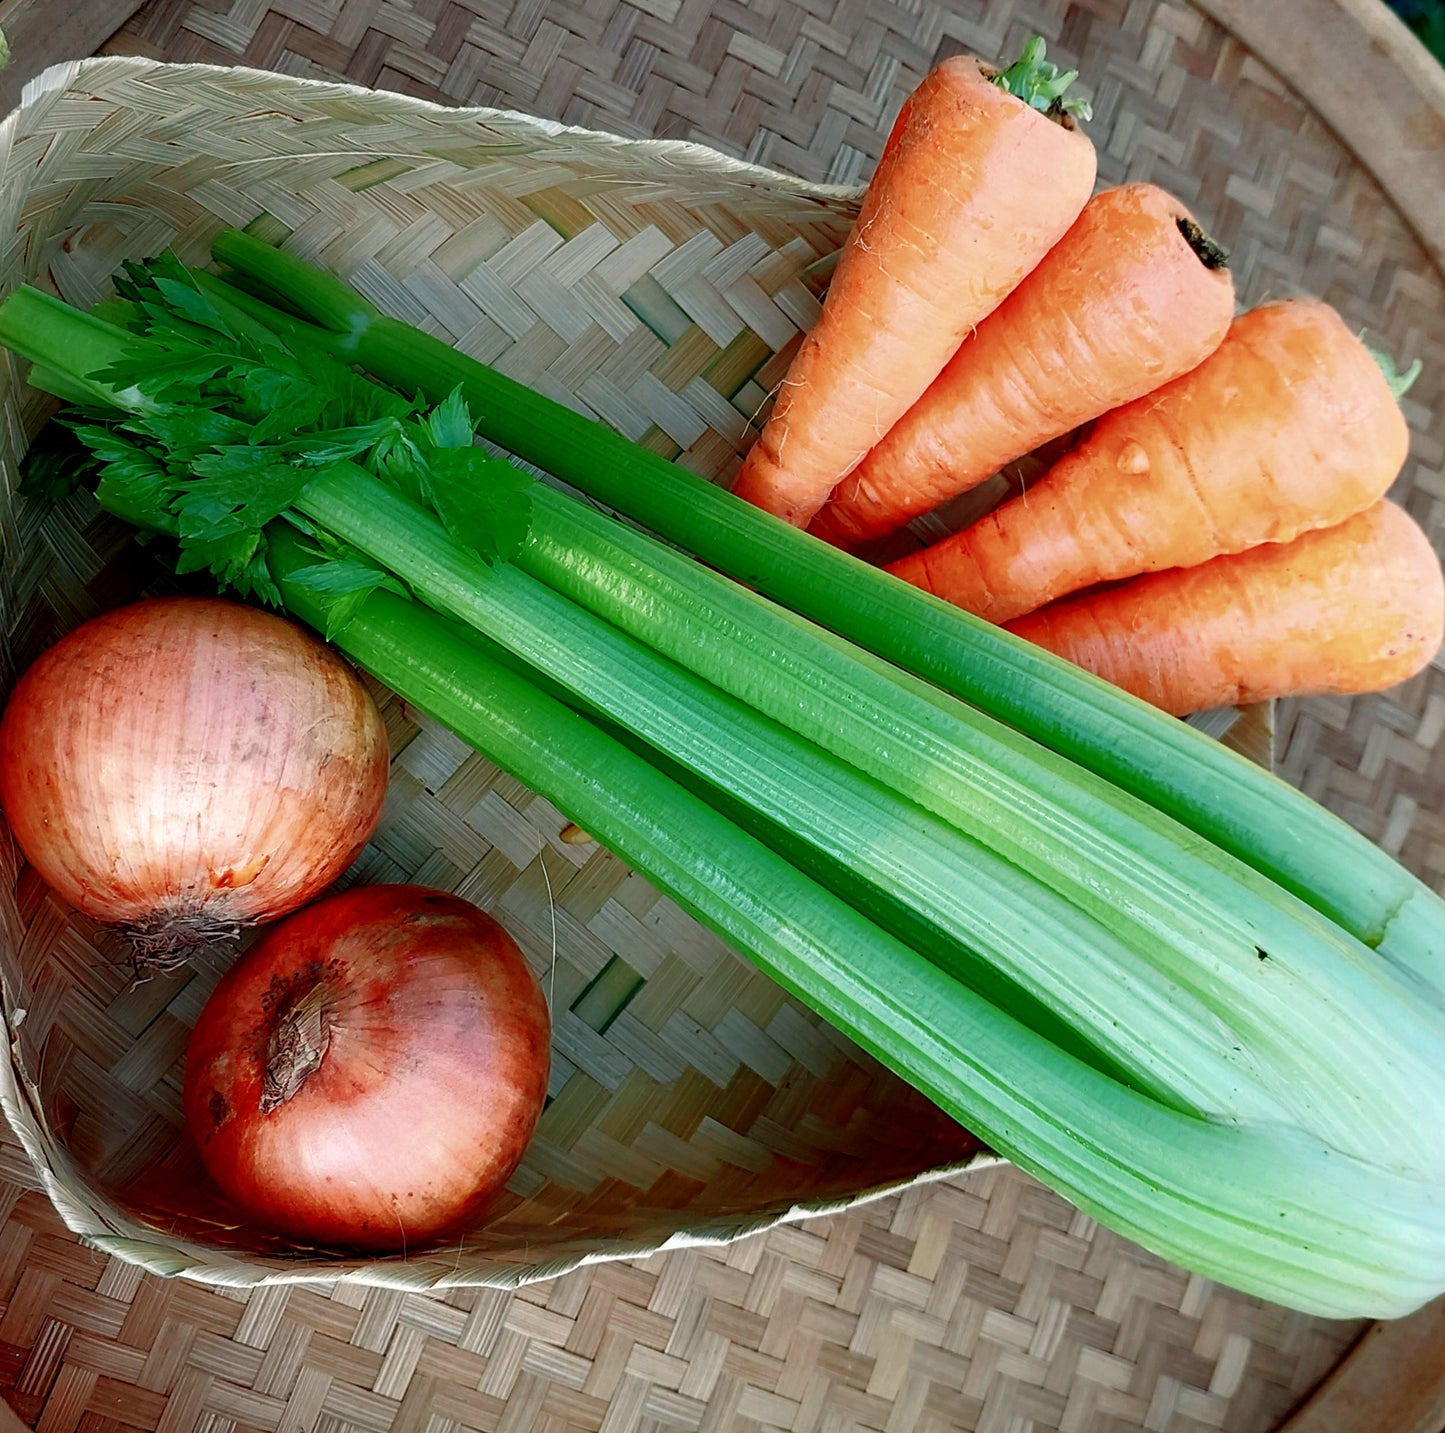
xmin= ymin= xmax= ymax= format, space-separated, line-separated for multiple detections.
xmin=294 ymin=463 xmax=1445 ymax=1182
xmin=201 ymin=235 xmax=1445 ymax=1000
xmin=190 ymin=271 xmax=342 ymax=357
xmin=286 ymin=466 xmax=1270 ymax=1120
xmin=265 ymin=524 xmax=1445 ymax=1323
xmin=29 ymin=365 xmax=102 ymax=409
xmin=515 ymin=485 xmax=1445 ymax=1176
xmin=0 ymin=287 xmax=155 ymax=413
xmin=182 ymin=274 xmax=329 ymax=354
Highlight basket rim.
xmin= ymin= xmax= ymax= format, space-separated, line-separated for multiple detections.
xmin=1 ymin=53 xmax=869 ymax=206
xmin=1192 ymin=0 xmax=1445 ymax=285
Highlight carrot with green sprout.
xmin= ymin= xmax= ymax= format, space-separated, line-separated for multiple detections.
xmin=887 ymin=299 xmax=1415 ymax=623
xmin=729 ymin=38 xmax=1097 ymax=527
xmin=809 ymin=182 xmax=1236 ymax=547
xmin=1005 ymin=501 xmax=1443 ymax=716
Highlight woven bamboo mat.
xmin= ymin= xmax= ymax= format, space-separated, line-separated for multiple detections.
xmin=0 ymin=0 xmax=1437 ymax=1428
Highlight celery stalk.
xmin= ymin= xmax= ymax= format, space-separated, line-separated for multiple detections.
xmin=264 ymin=524 xmax=1445 ymax=1321
xmin=205 ymin=229 xmax=1445 ymax=994
xmin=295 ymin=463 xmax=1445 ymax=1181
xmin=289 ymin=465 xmax=1287 ymax=1124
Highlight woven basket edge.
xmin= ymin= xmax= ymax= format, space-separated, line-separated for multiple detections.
xmin=39 ymin=1144 xmax=1007 ymax=1294
xmin=1 ymin=55 xmax=869 ymax=205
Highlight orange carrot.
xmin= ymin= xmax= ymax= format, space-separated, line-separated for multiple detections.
xmin=886 ymin=299 xmax=1412 ymax=624
xmin=1004 ymin=501 xmax=1443 ymax=716
xmin=809 ymin=182 xmax=1236 ymax=547
xmin=729 ymin=41 xmax=1097 ymax=528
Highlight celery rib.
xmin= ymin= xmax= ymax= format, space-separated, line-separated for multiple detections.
xmin=295 ymin=465 xmax=1445 ymax=1181
xmin=291 ymin=466 xmax=1276 ymax=1123
xmin=204 ymin=228 xmax=1445 ymax=995
xmin=267 ymin=525 xmax=1445 ymax=1322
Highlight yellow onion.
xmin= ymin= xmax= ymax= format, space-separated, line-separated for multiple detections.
xmin=0 ymin=595 xmax=389 ymax=962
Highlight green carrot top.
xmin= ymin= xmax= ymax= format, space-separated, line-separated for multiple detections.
xmin=992 ymin=36 xmax=1093 ymax=123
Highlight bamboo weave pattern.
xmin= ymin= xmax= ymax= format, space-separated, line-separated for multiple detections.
xmin=0 ymin=0 xmax=1440 ymax=1425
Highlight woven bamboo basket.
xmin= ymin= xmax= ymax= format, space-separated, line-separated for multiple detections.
xmin=0 ymin=55 xmax=1272 ymax=1294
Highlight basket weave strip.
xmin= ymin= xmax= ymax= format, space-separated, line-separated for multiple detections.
xmin=0 ymin=1121 xmax=1363 ymax=1433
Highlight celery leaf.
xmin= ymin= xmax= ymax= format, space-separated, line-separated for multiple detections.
xmin=419 ymin=446 xmax=533 ymax=566
xmin=287 ymin=557 xmax=409 ymax=639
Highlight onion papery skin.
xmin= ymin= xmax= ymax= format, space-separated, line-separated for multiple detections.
xmin=0 ymin=596 xmax=390 ymax=952
xmin=182 ymin=883 xmax=552 ymax=1251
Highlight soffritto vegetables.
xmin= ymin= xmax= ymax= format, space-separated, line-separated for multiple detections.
xmin=7 ymin=254 xmax=1445 ymax=1319
xmin=808 ymin=182 xmax=1236 ymax=548
xmin=886 ymin=298 xmax=1415 ymax=623
xmin=727 ymin=39 xmax=1097 ymax=528
xmin=183 ymin=883 xmax=550 ymax=1250
xmin=1006 ymin=500 xmax=1445 ymax=716
xmin=0 ymin=595 xmax=389 ymax=962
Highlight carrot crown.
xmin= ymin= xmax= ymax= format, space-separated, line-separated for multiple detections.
xmin=1176 ymin=218 xmax=1230 ymax=271
xmin=993 ymin=37 xmax=1093 ymax=124
xmin=1369 ymin=344 xmax=1424 ymax=400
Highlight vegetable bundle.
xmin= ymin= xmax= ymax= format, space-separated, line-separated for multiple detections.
xmin=875 ymin=296 xmax=1440 ymax=713
xmin=728 ymin=39 xmax=1098 ymax=528
xmin=4 ymin=222 xmax=1445 ymax=1320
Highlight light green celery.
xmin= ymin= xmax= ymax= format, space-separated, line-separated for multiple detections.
xmin=293 ymin=462 xmax=1445 ymax=1182
xmin=263 ymin=524 xmax=1445 ymax=1321
xmin=288 ymin=466 xmax=1273 ymax=1122
xmin=205 ymin=230 xmax=1445 ymax=995
xmin=3 ymin=290 xmax=162 ymax=389
xmin=0 ymin=289 xmax=155 ymax=413
xmin=415 ymin=614 xmax=1165 ymax=1098
xmin=514 ymin=486 xmax=1445 ymax=1173
xmin=28 ymin=365 xmax=105 ymax=409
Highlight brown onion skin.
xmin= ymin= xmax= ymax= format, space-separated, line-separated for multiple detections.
xmin=182 ymin=883 xmax=552 ymax=1251
xmin=0 ymin=596 xmax=389 ymax=941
